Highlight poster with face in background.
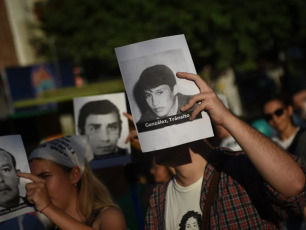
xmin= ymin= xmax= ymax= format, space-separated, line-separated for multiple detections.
xmin=115 ymin=34 xmax=214 ymax=152
xmin=73 ymin=92 xmax=131 ymax=169
xmin=0 ymin=135 xmax=34 ymax=222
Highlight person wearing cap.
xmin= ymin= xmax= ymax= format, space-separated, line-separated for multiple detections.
xmin=126 ymin=72 xmax=305 ymax=229
xmin=133 ymin=64 xmax=192 ymax=124
xmin=18 ymin=136 xmax=126 ymax=230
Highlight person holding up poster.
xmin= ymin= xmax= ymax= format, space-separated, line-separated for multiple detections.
xmin=127 ymin=72 xmax=305 ymax=230
xmin=19 ymin=136 xmax=126 ymax=230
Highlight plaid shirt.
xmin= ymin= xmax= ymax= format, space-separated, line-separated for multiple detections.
xmin=145 ymin=148 xmax=305 ymax=230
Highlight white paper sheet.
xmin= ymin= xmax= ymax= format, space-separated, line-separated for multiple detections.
xmin=115 ymin=35 xmax=214 ymax=152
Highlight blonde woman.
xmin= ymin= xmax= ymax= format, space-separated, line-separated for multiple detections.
xmin=19 ymin=136 xmax=126 ymax=230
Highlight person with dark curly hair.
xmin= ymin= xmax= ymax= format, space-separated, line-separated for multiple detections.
xmin=179 ymin=211 xmax=201 ymax=230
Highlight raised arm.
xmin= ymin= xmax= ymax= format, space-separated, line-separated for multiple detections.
xmin=177 ymin=72 xmax=305 ymax=197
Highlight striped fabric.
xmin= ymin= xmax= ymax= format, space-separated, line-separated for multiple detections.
xmin=145 ymin=149 xmax=305 ymax=230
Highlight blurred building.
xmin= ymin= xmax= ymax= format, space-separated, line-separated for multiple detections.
xmin=0 ymin=0 xmax=44 ymax=70
xmin=0 ymin=0 xmax=46 ymax=118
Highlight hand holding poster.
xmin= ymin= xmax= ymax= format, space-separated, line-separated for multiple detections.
xmin=115 ymin=34 xmax=214 ymax=152
xmin=0 ymin=135 xmax=34 ymax=223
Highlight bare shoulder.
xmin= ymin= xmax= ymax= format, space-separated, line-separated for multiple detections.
xmin=92 ymin=207 xmax=126 ymax=230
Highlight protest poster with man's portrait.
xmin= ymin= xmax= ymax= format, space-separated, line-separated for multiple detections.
xmin=0 ymin=135 xmax=34 ymax=223
xmin=73 ymin=92 xmax=131 ymax=169
xmin=115 ymin=34 xmax=214 ymax=152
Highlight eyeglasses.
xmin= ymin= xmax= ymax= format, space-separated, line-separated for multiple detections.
xmin=264 ymin=108 xmax=284 ymax=121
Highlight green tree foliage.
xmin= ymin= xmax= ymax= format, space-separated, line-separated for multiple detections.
xmin=34 ymin=0 xmax=306 ymax=76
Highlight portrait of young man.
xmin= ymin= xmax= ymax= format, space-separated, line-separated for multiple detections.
xmin=133 ymin=64 xmax=192 ymax=124
xmin=115 ymin=35 xmax=214 ymax=152
xmin=74 ymin=93 xmax=131 ymax=168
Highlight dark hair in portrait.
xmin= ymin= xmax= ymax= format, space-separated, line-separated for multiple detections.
xmin=179 ymin=210 xmax=201 ymax=230
xmin=77 ymin=100 xmax=122 ymax=135
xmin=0 ymin=148 xmax=17 ymax=169
xmin=133 ymin=64 xmax=177 ymax=114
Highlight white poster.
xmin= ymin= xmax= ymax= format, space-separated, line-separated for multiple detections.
xmin=73 ymin=92 xmax=131 ymax=169
xmin=115 ymin=34 xmax=214 ymax=152
xmin=0 ymin=135 xmax=34 ymax=222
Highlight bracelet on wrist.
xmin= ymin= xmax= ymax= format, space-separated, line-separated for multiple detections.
xmin=40 ymin=201 xmax=52 ymax=213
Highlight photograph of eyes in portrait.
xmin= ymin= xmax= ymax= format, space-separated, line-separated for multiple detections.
xmin=0 ymin=135 xmax=34 ymax=222
xmin=73 ymin=92 xmax=131 ymax=169
xmin=115 ymin=34 xmax=214 ymax=152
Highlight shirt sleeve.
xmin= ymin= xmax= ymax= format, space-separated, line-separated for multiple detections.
xmin=223 ymin=151 xmax=305 ymax=221
xmin=145 ymin=184 xmax=167 ymax=230
xmin=145 ymin=206 xmax=155 ymax=230
xmin=264 ymin=155 xmax=306 ymax=219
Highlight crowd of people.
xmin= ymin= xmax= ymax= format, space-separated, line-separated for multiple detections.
xmin=0 ymin=70 xmax=305 ymax=230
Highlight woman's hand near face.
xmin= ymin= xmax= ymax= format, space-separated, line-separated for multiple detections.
xmin=18 ymin=173 xmax=52 ymax=213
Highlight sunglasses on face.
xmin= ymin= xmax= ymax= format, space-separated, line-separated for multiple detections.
xmin=264 ymin=108 xmax=284 ymax=121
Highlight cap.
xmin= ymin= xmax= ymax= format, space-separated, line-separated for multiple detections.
xmin=29 ymin=135 xmax=94 ymax=174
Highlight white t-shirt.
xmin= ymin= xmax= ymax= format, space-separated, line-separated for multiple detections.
xmin=272 ymin=127 xmax=300 ymax=149
xmin=165 ymin=176 xmax=203 ymax=230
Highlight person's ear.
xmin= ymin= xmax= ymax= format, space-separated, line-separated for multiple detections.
xmin=172 ymin=85 xmax=178 ymax=96
xmin=70 ymin=166 xmax=81 ymax=184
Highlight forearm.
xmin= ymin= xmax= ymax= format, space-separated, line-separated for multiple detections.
xmin=42 ymin=204 xmax=93 ymax=230
xmin=223 ymin=114 xmax=305 ymax=197
xmin=176 ymin=72 xmax=305 ymax=197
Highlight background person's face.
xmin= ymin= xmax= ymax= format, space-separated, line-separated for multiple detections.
xmin=186 ymin=217 xmax=199 ymax=230
xmin=150 ymin=160 xmax=172 ymax=184
xmin=145 ymin=84 xmax=177 ymax=118
xmin=0 ymin=151 xmax=19 ymax=207
xmin=84 ymin=112 xmax=121 ymax=156
xmin=263 ymin=100 xmax=292 ymax=133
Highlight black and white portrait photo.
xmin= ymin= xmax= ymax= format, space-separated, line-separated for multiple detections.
xmin=133 ymin=64 xmax=199 ymax=132
xmin=0 ymin=135 xmax=34 ymax=222
xmin=73 ymin=92 xmax=131 ymax=169
xmin=179 ymin=211 xmax=201 ymax=230
xmin=115 ymin=34 xmax=214 ymax=152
